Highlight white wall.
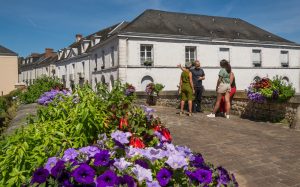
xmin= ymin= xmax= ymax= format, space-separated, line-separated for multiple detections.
xmin=122 ymin=38 xmax=300 ymax=92
xmin=55 ymin=55 xmax=90 ymax=88
xmin=90 ymin=39 xmax=119 ymax=90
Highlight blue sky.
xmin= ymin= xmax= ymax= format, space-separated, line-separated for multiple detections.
xmin=1 ymin=0 xmax=300 ymax=57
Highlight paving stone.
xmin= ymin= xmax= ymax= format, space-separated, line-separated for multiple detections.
xmin=153 ymin=106 xmax=300 ymax=187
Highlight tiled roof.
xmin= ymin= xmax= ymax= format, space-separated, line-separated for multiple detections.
xmin=121 ymin=9 xmax=295 ymax=44
xmin=0 ymin=45 xmax=17 ymax=56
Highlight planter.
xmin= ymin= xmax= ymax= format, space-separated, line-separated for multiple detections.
xmin=147 ymin=95 xmax=157 ymax=106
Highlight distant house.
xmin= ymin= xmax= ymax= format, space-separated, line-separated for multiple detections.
xmin=19 ymin=48 xmax=57 ymax=85
xmin=0 ymin=45 xmax=18 ymax=95
xmin=20 ymin=9 xmax=300 ymax=92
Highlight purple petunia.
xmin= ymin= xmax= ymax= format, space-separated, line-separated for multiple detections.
xmin=118 ymin=174 xmax=136 ymax=187
xmin=166 ymin=154 xmax=188 ymax=169
xmin=111 ymin=130 xmax=132 ymax=145
xmin=190 ymin=153 xmax=205 ymax=167
xmin=113 ymin=157 xmax=132 ymax=171
xmin=132 ymin=164 xmax=153 ymax=182
xmin=217 ymin=166 xmax=230 ymax=185
xmin=96 ymin=170 xmax=118 ymax=187
xmin=94 ymin=150 xmax=110 ymax=166
xmin=146 ymin=180 xmax=161 ymax=187
xmin=72 ymin=164 xmax=95 ymax=184
xmin=135 ymin=159 xmax=149 ymax=169
xmin=142 ymin=147 xmax=166 ymax=162
xmin=193 ymin=168 xmax=212 ymax=184
xmin=79 ymin=146 xmax=101 ymax=157
xmin=31 ymin=167 xmax=49 ymax=184
xmin=51 ymin=160 xmax=65 ymax=178
xmin=156 ymin=168 xmax=172 ymax=187
xmin=45 ymin=157 xmax=58 ymax=173
xmin=62 ymin=148 xmax=78 ymax=161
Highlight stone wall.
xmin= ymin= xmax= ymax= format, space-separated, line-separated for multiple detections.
xmin=135 ymin=91 xmax=300 ymax=128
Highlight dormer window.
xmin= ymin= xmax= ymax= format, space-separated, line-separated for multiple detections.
xmin=81 ymin=40 xmax=90 ymax=53
xmin=65 ymin=48 xmax=71 ymax=58
xmin=58 ymin=50 xmax=63 ymax=60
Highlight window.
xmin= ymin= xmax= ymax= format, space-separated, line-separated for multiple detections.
xmin=219 ymin=48 xmax=230 ymax=62
xmin=94 ymin=54 xmax=98 ymax=71
xmin=111 ymin=47 xmax=115 ymax=67
xmin=185 ymin=46 xmax=196 ymax=62
xmin=140 ymin=44 xmax=153 ymax=66
xmin=281 ymin=51 xmax=289 ymax=67
xmin=252 ymin=49 xmax=262 ymax=67
xmin=101 ymin=50 xmax=105 ymax=69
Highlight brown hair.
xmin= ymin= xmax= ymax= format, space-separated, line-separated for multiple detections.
xmin=220 ymin=59 xmax=231 ymax=73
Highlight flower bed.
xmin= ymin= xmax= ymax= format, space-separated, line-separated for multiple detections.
xmin=247 ymin=76 xmax=295 ymax=103
xmin=0 ymin=82 xmax=237 ymax=186
xmin=31 ymin=130 xmax=237 ymax=187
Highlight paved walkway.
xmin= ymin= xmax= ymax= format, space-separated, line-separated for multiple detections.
xmin=153 ymin=106 xmax=300 ymax=187
xmin=3 ymin=103 xmax=37 ymax=136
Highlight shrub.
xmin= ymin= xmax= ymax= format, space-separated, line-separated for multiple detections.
xmin=20 ymin=76 xmax=62 ymax=104
xmin=0 ymin=83 xmax=136 ymax=186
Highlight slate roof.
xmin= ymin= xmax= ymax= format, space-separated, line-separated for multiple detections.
xmin=121 ymin=9 xmax=295 ymax=44
xmin=0 ymin=45 xmax=17 ymax=56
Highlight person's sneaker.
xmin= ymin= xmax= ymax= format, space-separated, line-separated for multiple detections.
xmin=179 ymin=111 xmax=184 ymax=116
xmin=206 ymin=113 xmax=215 ymax=118
xmin=187 ymin=112 xmax=192 ymax=117
xmin=225 ymin=115 xmax=230 ymax=119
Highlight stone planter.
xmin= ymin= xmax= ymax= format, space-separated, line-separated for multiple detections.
xmin=147 ymin=95 xmax=158 ymax=106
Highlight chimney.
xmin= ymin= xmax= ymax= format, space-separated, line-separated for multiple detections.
xmin=45 ymin=48 xmax=54 ymax=58
xmin=76 ymin=34 xmax=82 ymax=42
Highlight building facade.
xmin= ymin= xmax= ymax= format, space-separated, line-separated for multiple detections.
xmin=0 ymin=45 xmax=18 ymax=95
xmin=19 ymin=48 xmax=57 ymax=85
xmin=19 ymin=9 xmax=300 ymax=93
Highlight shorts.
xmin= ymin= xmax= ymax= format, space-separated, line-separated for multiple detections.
xmin=217 ymin=83 xmax=231 ymax=94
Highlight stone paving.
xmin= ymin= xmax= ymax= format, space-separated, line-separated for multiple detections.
xmin=153 ymin=106 xmax=300 ymax=187
xmin=3 ymin=103 xmax=37 ymax=135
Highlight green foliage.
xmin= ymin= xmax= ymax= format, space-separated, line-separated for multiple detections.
xmin=271 ymin=76 xmax=295 ymax=102
xmin=154 ymin=83 xmax=165 ymax=94
xmin=20 ymin=76 xmax=62 ymax=104
xmin=0 ymin=89 xmax=22 ymax=133
xmin=0 ymin=82 xmax=136 ymax=186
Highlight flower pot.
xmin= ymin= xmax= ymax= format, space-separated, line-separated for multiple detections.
xmin=147 ymin=95 xmax=157 ymax=106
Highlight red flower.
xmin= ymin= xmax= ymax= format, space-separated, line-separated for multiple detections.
xmin=161 ymin=128 xmax=172 ymax=142
xmin=153 ymin=125 xmax=161 ymax=132
xmin=119 ymin=117 xmax=128 ymax=129
xmin=130 ymin=137 xmax=145 ymax=148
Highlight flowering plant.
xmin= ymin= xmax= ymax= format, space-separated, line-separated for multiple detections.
xmin=125 ymin=83 xmax=136 ymax=96
xmin=145 ymin=83 xmax=165 ymax=96
xmin=31 ymin=130 xmax=238 ymax=187
xmin=37 ymin=89 xmax=71 ymax=105
xmin=247 ymin=76 xmax=295 ymax=103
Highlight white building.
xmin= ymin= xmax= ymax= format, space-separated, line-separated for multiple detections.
xmin=21 ymin=9 xmax=300 ymax=92
xmin=19 ymin=48 xmax=56 ymax=85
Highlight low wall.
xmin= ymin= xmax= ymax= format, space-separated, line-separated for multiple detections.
xmin=135 ymin=91 xmax=300 ymax=129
